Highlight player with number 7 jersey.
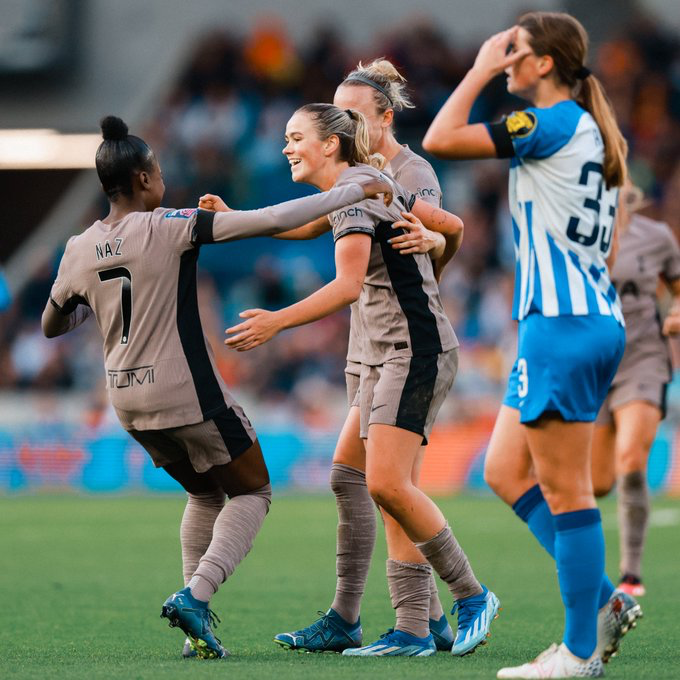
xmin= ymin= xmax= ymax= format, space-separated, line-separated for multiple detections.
xmin=44 ymin=143 xmax=391 ymax=434
xmin=41 ymin=115 xmax=395 ymax=660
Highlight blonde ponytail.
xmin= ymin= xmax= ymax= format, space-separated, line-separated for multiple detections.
xmin=577 ymin=75 xmax=628 ymax=188
xmin=346 ymin=109 xmax=386 ymax=169
xmin=296 ymin=103 xmax=385 ymax=169
xmin=342 ymin=58 xmax=414 ymax=114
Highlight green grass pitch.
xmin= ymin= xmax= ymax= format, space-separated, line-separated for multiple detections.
xmin=1 ymin=494 xmax=678 ymax=679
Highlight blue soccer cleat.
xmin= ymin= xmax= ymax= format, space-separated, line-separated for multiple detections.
xmin=342 ymin=629 xmax=436 ymax=657
xmin=274 ymin=608 xmax=362 ymax=653
xmin=450 ymin=585 xmax=501 ymax=656
xmin=160 ymin=587 xmax=228 ymax=659
xmin=430 ymin=614 xmax=454 ymax=651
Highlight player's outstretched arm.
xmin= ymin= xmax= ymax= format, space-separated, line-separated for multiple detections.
xmin=42 ymin=298 xmax=92 ymax=338
xmin=422 ymin=27 xmax=529 ymax=159
xmin=197 ymin=181 xmax=391 ymax=243
xmin=225 ymin=233 xmax=370 ymax=351
xmin=199 ymin=193 xmax=333 ymax=241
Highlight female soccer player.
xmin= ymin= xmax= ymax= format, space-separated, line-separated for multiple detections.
xmin=591 ymin=183 xmax=680 ymax=597
xmin=276 ymin=59 xmax=484 ymax=656
xmin=225 ymin=102 xmax=499 ymax=658
xmin=201 ymin=61 xmax=475 ymax=656
xmin=423 ymin=12 xmax=639 ymax=678
xmin=40 ymin=115 xmax=393 ymax=660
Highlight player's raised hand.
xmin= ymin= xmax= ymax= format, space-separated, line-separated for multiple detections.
xmin=472 ymin=27 xmax=531 ymax=78
xmin=389 ymin=212 xmax=445 ymax=255
xmin=225 ymin=309 xmax=283 ymax=351
xmin=198 ymin=194 xmax=232 ymax=212
xmin=360 ymin=179 xmax=393 ymax=207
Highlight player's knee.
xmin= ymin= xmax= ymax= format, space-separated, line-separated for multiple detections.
xmin=329 ymin=463 xmax=366 ymax=497
xmin=188 ymin=489 xmax=226 ymax=508
xmin=366 ymin=478 xmax=403 ymax=513
xmin=229 ymin=482 xmax=272 ymax=512
xmin=250 ymin=483 xmax=272 ymax=512
xmin=617 ymin=442 xmax=649 ymax=474
xmin=483 ymin=459 xmax=511 ymax=498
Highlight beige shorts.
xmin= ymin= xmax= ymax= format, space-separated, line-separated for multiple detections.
xmin=345 ymin=360 xmax=362 ymax=407
xmin=596 ymin=377 xmax=667 ymax=426
xmin=357 ymin=349 xmax=458 ymax=444
xmin=129 ymin=404 xmax=256 ymax=473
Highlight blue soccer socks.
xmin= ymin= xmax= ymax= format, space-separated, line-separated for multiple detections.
xmin=554 ymin=508 xmax=605 ymax=660
xmin=513 ymin=485 xmax=615 ymax=609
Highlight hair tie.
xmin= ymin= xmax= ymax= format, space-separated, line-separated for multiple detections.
xmin=345 ymin=108 xmax=354 ymax=118
xmin=343 ymin=75 xmax=394 ymax=107
xmin=575 ymin=65 xmax=591 ymax=80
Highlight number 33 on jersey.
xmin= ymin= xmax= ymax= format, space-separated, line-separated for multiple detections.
xmin=486 ymin=100 xmax=622 ymax=325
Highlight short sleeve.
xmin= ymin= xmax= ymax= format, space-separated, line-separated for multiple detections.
xmin=156 ymin=207 xmax=210 ymax=252
xmin=49 ymin=237 xmax=86 ymax=314
xmin=486 ymin=103 xmax=585 ymax=160
xmin=661 ymin=224 xmax=680 ymax=281
xmin=330 ymin=200 xmax=376 ymax=242
xmin=395 ymin=162 xmax=441 ymax=208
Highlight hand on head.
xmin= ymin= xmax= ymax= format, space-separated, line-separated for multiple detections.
xmin=473 ymin=26 xmax=532 ymax=78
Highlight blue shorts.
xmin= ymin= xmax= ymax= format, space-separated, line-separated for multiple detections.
xmin=503 ymin=314 xmax=625 ymax=424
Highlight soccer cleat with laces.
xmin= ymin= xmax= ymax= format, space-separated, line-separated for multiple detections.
xmin=450 ymin=585 xmax=501 ymax=656
xmin=342 ymin=629 xmax=436 ymax=657
xmin=429 ymin=614 xmax=454 ymax=651
xmin=596 ymin=588 xmax=642 ymax=663
xmin=160 ymin=587 xmax=228 ymax=659
xmin=618 ymin=574 xmax=645 ymax=598
xmin=273 ymin=608 xmax=362 ymax=653
xmin=497 ymin=642 xmax=604 ymax=678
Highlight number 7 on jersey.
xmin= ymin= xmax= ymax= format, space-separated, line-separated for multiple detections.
xmin=98 ymin=267 xmax=133 ymax=344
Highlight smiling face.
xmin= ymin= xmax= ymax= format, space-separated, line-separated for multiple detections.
xmin=333 ymin=84 xmax=388 ymax=153
xmin=283 ymin=111 xmax=334 ymax=187
xmin=505 ymin=27 xmax=552 ymax=100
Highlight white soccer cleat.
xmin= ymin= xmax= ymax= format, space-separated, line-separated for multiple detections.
xmin=596 ymin=588 xmax=643 ymax=663
xmin=496 ymin=643 xmax=604 ymax=678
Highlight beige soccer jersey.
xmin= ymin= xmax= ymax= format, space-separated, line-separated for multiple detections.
xmin=346 ymin=146 xmax=443 ymax=366
xmin=48 ymin=183 xmax=366 ymax=430
xmin=331 ymin=165 xmax=457 ymax=366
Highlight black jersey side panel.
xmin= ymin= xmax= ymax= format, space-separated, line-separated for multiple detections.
xmin=176 ymin=248 xmax=227 ymax=420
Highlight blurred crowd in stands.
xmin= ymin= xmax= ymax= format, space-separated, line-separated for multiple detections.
xmin=2 ymin=12 xmax=680 ymax=427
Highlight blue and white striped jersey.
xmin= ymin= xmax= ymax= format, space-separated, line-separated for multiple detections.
xmin=487 ymin=100 xmax=623 ymax=324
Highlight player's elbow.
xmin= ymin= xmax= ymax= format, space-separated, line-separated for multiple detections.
xmin=338 ymin=277 xmax=362 ymax=305
xmin=422 ymin=131 xmax=439 ymax=156
xmin=41 ymin=307 xmax=63 ymax=338
xmin=42 ymin=320 xmax=59 ymax=339
xmin=449 ymin=215 xmax=464 ymax=238
xmin=422 ymin=129 xmax=451 ymax=157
